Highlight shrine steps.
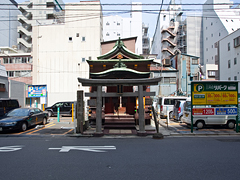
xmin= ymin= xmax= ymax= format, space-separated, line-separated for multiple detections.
xmin=104 ymin=114 xmax=136 ymax=129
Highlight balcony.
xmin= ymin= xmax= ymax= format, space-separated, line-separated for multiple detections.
xmin=162 ymin=38 xmax=176 ymax=47
xmin=161 ymin=28 xmax=176 ymax=37
xmin=162 ymin=47 xmax=175 ymax=56
xmin=18 ymin=26 xmax=32 ymax=37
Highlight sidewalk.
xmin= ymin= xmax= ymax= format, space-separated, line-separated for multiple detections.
xmin=48 ymin=116 xmax=240 ymax=137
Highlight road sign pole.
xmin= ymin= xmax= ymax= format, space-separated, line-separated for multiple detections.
xmin=191 ymin=82 xmax=193 ymax=133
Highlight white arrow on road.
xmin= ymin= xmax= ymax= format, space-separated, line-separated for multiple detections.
xmin=0 ymin=146 xmax=23 ymax=152
xmin=49 ymin=146 xmax=116 ymax=152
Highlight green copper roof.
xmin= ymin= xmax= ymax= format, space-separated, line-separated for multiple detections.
xmin=97 ymin=38 xmax=144 ymax=60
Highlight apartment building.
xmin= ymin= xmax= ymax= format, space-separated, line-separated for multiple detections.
xmin=216 ymin=29 xmax=240 ymax=84
xmin=151 ymin=0 xmax=182 ymax=66
xmin=103 ymin=2 xmax=143 ymax=55
xmin=32 ymin=1 xmax=102 ymax=107
xmin=0 ymin=0 xmax=19 ymax=47
xmin=202 ymin=0 xmax=240 ymax=79
xmin=17 ymin=0 xmax=64 ymax=52
xmin=0 ymin=47 xmax=32 ymax=85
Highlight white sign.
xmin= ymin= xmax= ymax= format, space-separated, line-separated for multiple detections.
xmin=0 ymin=146 xmax=23 ymax=152
xmin=49 ymin=146 xmax=116 ymax=153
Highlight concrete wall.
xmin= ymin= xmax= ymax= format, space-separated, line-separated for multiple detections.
xmin=9 ymin=79 xmax=25 ymax=107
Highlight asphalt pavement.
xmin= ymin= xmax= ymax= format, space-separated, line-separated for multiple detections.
xmin=1 ymin=115 xmax=240 ymax=137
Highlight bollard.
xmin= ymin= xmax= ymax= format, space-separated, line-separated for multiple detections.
xmin=72 ymin=103 xmax=74 ymax=122
xmin=166 ymin=106 xmax=169 ymax=128
xmin=57 ymin=107 xmax=60 ymax=122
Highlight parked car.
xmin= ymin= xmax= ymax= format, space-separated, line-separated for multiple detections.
xmin=173 ymin=100 xmax=186 ymax=121
xmin=158 ymin=96 xmax=188 ymax=119
xmin=0 ymin=98 xmax=20 ymax=118
xmin=0 ymin=108 xmax=48 ymax=132
xmin=45 ymin=101 xmax=75 ymax=117
xmin=182 ymin=98 xmax=236 ymax=129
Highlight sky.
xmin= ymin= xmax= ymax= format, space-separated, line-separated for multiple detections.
xmin=14 ymin=0 xmax=209 ymax=37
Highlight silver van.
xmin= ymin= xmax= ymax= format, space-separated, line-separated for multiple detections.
xmin=158 ymin=96 xmax=188 ymax=119
xmin=182 ymin=98 xmax=237 ymax=129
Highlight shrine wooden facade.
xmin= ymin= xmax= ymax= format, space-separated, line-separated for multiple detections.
xmin=78 ymin=39 xmax=161 ymax=135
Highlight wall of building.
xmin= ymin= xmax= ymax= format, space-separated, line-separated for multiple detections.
xmin=186 ymin=16 xmax=203 ymax=64
xmin=9 ymin=79 xmax=25 ymax=107
xmin=101 ymin=38 xmax=136 ymax=54
xmin=32 ymin=1 xmax=102 ymax=107
xmin=202 ymin=0 xmax=240 ymax=79
xmin=0 ymin=0 xmax=19 ymax=47
xmin=103 ymin=2 xmax=142 ymax=54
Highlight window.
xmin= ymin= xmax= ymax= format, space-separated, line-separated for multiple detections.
xmin=82 ymin=37 xmax=85 ymax=41
xmin=88 ymin=56 xmax=92 ymax=60
xmin=228 ymin=42 xmax=230 ymax=51
xmin=211 ymin=34 xmax=213 ymax=37
xmin=76 ymin=33 xmax=79 ymax=37
xmin=206 ymin=37 xmax=208 ymax=40
xmin=208 ymin=70 xmax=215 ymax=77
xmin=206 ymin=48 xmax=208 ymax=51
xmin=7 ymin=71 xmax=14 ymax=77
xmin=3 ymin=58 xmax=8 ymax=64
xmin=228 ymin=60 xmax=231 ymax=68
xmin=192 ymin=58 xmax=198 ymax=65
xmin=234 ymin=57 xmax=237 ymax=65
xmin=234 ymin=36 xmax=240 ymax=47
xmin=163 ymin=15 xmax=166 ymax=21
xmin=117 ymin=33 xmax=120 ymax=36
xmin=211 ymin=22 xmax=213 ymax=25
xmin=228 ymin=77 xmax=231 ymax=80
xmin=82 ymin=58 xmax=85 ymax=62
xmin=206 ymin=27 xmax=207 ymax=30
xmin=106 ymin=33 xmax=109 ymax=36
xmin=117 ymin=22 xmax=120 ymax=25
xmin=69 ymin=37 xmax=72 ymax=41
xmin=219 ymin=32 xmax=221 ymax=36
xmin=234 ymin=76 xmax=237 ymax=80
xmin=106 ymin=22 xmax=109 ymax=25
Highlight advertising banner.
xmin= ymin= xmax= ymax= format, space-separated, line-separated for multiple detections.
xmin=28 ymin=85 xmax=47 ymax=98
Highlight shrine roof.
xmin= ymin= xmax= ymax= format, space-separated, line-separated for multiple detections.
xmin=87 ymin=59 xmax=153 ymax=63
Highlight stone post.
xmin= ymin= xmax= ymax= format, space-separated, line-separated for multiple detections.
xmin=138 ymin=85 xmax=146 ymax=135
xmin=95 ymin=85 xmax=103 ymax=136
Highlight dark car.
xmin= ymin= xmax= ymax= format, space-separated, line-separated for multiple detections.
xmin=0 ymin=98 xmax=20 ymax=118
xmin=0 ymin=108 xmax=48 ymax=132
xmin=45 ymin=101 xmax=74 ymax=117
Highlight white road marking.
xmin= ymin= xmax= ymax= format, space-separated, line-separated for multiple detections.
xmin=49 ymin=146 xmax=116 ymax=152
xmin=0 ymin=146 xmax=23 ymax=152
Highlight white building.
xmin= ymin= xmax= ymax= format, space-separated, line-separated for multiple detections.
xmin=217 ymin=29 xmax=240 ymax=83
xmin=0 ymin=0 xmax=19 ymax=48
xmin=151 ymin=0 xmax=182 ymax=65
xmin=103 ymin=2 xmax=142 ymax=54
xmin=18 ymin=0 xmax=64 ymax=52
xmin=202 ymin=0 xmax=240 ymax=79
xmin=178 ymin=16 xmax=203 ymax=63
xmin=32 ymin=1 xmax=102 ymax=107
